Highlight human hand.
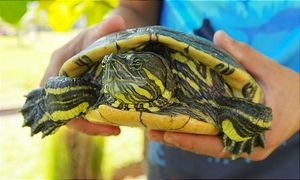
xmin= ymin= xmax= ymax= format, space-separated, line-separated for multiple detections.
xmin=148 ymin=30 xmax=300 ymax=161
xmin=41 ymin=15 xmax=126 ymax=136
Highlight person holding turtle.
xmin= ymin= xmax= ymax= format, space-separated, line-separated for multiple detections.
xmin=38 ymin=1 xmax=299 ymax=179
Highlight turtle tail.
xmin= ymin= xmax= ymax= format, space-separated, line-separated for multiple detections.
xmin=21 ymin=88 xmax=66 ymax=137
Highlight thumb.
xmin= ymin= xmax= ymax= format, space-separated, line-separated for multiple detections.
xmin=89 ymin=15 xmax=126 ymax=42
xmin=41 ymin=16 xmax=125 ymax=86
xmin=76 ymin=15 xmax=126 ymax=51
xmin=213 ymin=30 xmax=277 ymax=81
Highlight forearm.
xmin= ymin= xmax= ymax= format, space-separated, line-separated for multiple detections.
xmin=109 ymin=0 xmax=161 ymax=28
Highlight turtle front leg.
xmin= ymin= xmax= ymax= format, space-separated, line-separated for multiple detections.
xmin=21 ymin=76 xmax=100 ymax=137
xmin=215 ymin=96 xmax=272 ymax=157
xmin=21 ymin=87 xmax=69 ymax=137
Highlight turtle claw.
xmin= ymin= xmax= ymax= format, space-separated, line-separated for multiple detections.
xmin=21 ymin=88 xmax=65 ymax=137
xmin=21 ymin=89 xmax=46 ymax=128
xmin=41 ymin=120 xmax=66 ymax=138
xmin=223 ymin=133 xmax=265 ymax=157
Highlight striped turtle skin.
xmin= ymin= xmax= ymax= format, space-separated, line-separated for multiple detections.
xmin=21 ymin=26 xmax=272 ymax=156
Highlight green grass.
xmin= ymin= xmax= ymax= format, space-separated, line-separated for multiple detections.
xmin=0 ymin=32 xmax=144 ymax=179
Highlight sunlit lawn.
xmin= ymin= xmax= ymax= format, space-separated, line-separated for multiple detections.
xmin=0 ymin=31 xmax=144 ymax=179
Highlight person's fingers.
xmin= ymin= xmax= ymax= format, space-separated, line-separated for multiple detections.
xmin=67 ymin=118 xmax=121 ymax=136
xmin=148 ymin=130 xmax=268 ymax=160
xmin=41 ymin=15 xmax=126 ymax=85
xmin=147 ymin=130 xmax=165 ymax=143
xmin=63 ymin=15 xmax=126 ymax=56
xmin=213 ymin=30 xmax=279 ymax=81
xmin=88 ymin=15 xmax=126 ymax=43
xmin=148 ymin=130 xmax=229 ymax=158
xmin=163 ymin=132 xmax=229 ymax=158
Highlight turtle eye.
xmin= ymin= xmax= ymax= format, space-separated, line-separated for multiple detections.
xmin=101 ymin=62 xmax=106 ymax=68
xmin=131 ymin=57 xmax=143 ymax=70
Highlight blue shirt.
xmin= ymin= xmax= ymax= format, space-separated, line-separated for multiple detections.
xmin=148 ymin=1 xmax=300 ymax=179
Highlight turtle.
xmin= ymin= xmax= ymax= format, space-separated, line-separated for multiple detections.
xmin=21 ymin=26 xmax=272 ymax=156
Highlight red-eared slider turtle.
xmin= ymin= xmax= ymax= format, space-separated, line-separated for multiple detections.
xmin=21 ymin=26 xmax=272 ymax=156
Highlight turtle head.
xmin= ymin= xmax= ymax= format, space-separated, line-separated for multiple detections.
xmin=102 ymin=52 xmax=174 ymax=106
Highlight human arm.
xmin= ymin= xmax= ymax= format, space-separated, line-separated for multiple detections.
xmin=40 ymin=1 xmax=161 ymax=135
xmin=148 ymin=30 xmax=300 ymax=161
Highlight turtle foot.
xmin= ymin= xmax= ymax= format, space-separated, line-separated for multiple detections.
xmin=223 ymin=133 xmax=265 ymax=159
xmin=21 ymin=88 xmax=65 ymax=137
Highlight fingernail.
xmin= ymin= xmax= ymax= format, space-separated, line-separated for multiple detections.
xmin=95 ymin=15 xmax=114 ymax=28
xmin=164 ymin=134 xmax=172 ymax=142
xmin=221 ymin=31 xmax=230 ymax=42
xmin=148 ymin=133 xmax=159 ymax=141
xmin=223 ymin=32 xmax=235 ymax=45
xmin=104 ymin=15 xmax=125 ymax=26
xmin=148 ymin=131 xmax=163 ymax=142
xmin=164 ymin=133 xmax=178 ymax=146
xmin=101 ymin=128 xmax=119 ymax=136
xmin=102 ymin=14 xmax=114 ymax=21
xmin=112 ymin=128 xmax=120 ymax=135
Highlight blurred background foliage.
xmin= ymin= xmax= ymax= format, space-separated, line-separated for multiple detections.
xmin=0 ymin=0 xmax=118 ymax=30
xmin=0 ymin=1 xmax=145 ymax=179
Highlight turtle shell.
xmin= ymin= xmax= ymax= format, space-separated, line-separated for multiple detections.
xmin=58 ymin=26 xmax=265 ymax=135
xmin=61 ymin=26 xmax=263 ymax=102
xmin=21 ymin=26 xmax=272 ymax=156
